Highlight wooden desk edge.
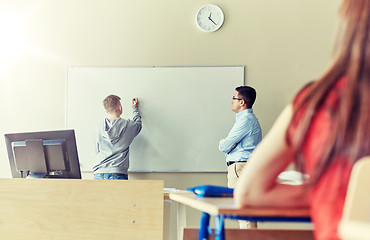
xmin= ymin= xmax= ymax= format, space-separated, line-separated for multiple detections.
xmin=169 ymin=192 xmax=310 ymax=217
xmin=164 ymin=189 xmax=188 ymax=200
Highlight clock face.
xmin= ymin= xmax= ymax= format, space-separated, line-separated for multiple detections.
xmin=195 ymin=4 xmax=224 ymax=32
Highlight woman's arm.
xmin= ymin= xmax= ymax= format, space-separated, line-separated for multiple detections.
xmin=234 ymin=104 xmax=309 ymax=208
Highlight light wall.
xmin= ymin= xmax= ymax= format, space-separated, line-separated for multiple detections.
xmin=0 ymin=0 xmax=342 ymax=238
xmin=0 ymin=0 xmax=342 ymax=176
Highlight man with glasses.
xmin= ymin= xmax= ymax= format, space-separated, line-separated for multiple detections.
xmin=219 ymin=86 xmax=262 ymax=228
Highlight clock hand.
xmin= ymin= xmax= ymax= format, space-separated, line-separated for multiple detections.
xmin=208 ymin=13 xmax=217 ymax=25
xmin=208 ymin=17 xmax=217 ymax=25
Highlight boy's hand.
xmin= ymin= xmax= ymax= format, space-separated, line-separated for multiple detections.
xmin=132 ymin=98 xmax=138 ymax=107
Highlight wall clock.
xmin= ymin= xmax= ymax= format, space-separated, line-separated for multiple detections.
xmin=195 ymin=4 xmax=224 ymax=33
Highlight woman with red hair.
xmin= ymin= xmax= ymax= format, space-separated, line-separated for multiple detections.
xmin=234 ymin=0 xmax=370 ymax=239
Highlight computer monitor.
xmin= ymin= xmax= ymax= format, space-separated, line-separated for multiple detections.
xmin=4 ymin=130 xmax=81 ymax=179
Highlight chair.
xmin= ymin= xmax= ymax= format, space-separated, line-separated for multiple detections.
xmin=338 ymin=156 xmax=370 ymax=240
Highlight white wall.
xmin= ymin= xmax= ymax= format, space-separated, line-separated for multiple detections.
xmin=0 ymin=0 xmax=342 ymax=239
xmin=0 ymin=0 xmax=342 ymax=176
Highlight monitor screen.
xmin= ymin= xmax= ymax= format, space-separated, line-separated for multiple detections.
xmin=4 ymin=130 xmax=81 ymax=179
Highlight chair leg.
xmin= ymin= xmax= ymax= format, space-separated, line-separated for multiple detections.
xmin=214 ymin=215 xmax=225 ymax=240
xmin=199 ymin=212 xmax=210 ymax=240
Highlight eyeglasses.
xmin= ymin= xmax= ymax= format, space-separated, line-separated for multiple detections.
xmin=232 ymin=96 xmax=243 ymax=101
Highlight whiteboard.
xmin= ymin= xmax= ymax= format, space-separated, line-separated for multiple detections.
xmin=66 ymin=66 xmax=244 ymax=172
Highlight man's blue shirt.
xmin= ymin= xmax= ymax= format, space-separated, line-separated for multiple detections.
xmin=219 ymin=109 xmax=262 ymax=163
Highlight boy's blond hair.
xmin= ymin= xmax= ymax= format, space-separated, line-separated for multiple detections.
xmin=103 ymin=94 xmax=121 ymax=113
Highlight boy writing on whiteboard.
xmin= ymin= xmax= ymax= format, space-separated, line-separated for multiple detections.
xmin=93 ymin=94 xmax=142 ymax=180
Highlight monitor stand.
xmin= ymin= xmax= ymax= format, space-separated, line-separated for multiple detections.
xmin=26 ymin=172 xmax=48 ymax=179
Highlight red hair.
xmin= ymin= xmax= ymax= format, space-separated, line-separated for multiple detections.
xmin=287 ymin=0 xmax=370 ymax=187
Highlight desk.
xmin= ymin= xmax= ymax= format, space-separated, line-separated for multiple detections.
xmin=0 ymin=179 xmax=164 ymax=240
xmin=170 ymin=192 xmax=312 ymax=240
xmin=164 ymin=189 xmax=189 ymax=240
